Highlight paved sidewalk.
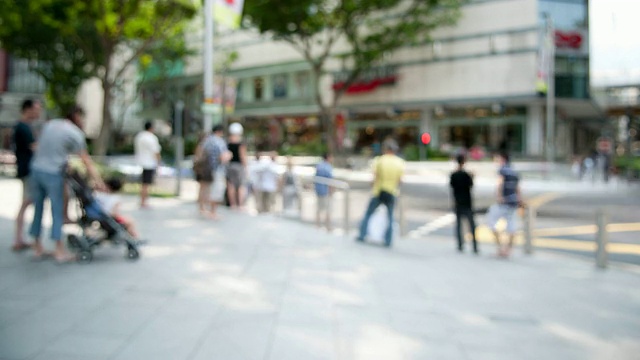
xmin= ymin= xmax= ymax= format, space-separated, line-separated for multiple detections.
xmin=0 ymin=178 xmax=639 ymax=360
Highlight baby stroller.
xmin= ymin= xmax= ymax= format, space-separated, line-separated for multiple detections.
xmin=65 ymin=170 xmax=141 ymax=263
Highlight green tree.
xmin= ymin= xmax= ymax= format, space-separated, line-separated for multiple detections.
xmin=112 ymin=34 xmax=194 ymax=141
xmin=0 ymin=0 xmax=102 ymax=113
xmin=244 ymin=0 xmax=466 ymax=151
xmin=0 ymin=0 xmax=197 ymax=155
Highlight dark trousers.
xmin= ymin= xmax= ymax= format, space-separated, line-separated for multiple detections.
xmin=358 ymin=191 xmax=396 ymax=246
xmin=455 ymin=207 xmax=477 ymax=252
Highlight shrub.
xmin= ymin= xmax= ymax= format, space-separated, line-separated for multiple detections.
xmin=402 ymin=144 xmax=449 ymax=161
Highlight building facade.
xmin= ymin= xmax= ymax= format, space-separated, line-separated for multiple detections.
xmin=0 ymin=49 xmax=46 ymax=149
xmin=140 ymin=0 xmax=599 ymax=158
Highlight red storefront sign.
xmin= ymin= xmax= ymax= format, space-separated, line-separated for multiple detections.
xmin=555 ymin=30 xmax=583 ymax=49
xmin=333 ymin=66 xmax=398 ymax=95
xmin=333 ymin=75 xmax=398 ymax=94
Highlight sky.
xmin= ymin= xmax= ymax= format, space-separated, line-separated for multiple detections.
xmin=590 ymin=0 xmax=640 ymax=87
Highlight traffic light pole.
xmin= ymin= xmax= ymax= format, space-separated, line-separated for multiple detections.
xmin=545 ymin=14 xmax=556 ymax=164
xmin=203 ymin=0 xmax=215 ymax=133
xmin=174 ymin=100 xmax=185 ymax=197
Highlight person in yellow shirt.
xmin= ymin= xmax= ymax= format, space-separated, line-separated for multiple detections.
xmin=357 ymin=139 xmax=405 ymax=247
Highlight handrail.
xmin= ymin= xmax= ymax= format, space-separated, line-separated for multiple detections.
xmin=286 ymin=175 xmax=351 ymax=237
xmin=303 ymin=176 xmax=349 ymax=190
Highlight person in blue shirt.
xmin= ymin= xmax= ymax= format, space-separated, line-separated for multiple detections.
xmin=486 ymin=152 xmax=522 ymax=258
xmin=315 ymin=153 xmax=334 ymax=231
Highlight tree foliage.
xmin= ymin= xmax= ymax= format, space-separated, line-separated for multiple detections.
xmin=0 ymin=0 xmax=103 ymax=113
xmin=0 ymin=0 xmax=197 ymax=155
xmin=244 ymin=0 xmax=467 ymax=150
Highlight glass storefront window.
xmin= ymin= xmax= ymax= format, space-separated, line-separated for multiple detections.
xmin=254 ymin=77 xmax=264 ymax=101
xmin=435 ymin=106 xmax=526 ymax=119
xmin=7 ymin=57 xmax=45 ymax=94
xmin=292 ymin=72 xmax=311 ymax=99
xmin=273 ymin=74 xmax=288 ymax=99
xmin=539 ymin=0 xmax=587 ymax=30
xmin=437 ymin=121 xmax=525 ymax=155
xmin=556 ymin=57 xmax=588 ymax=76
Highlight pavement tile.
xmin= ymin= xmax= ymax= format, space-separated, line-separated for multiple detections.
xmin=0 ymin=182 xmax=639 ymax=360
xmin=404 ymin=341 xmax=469 ymax=360
xmin=70 ymin=303 xmax=158 ymax=337
xmin=190 ymin=320 xmax=275 ymax=360
xmin=0 ymin=300 xmax=94 ymax=359
xmin=29 ymin=351 xmax=109 ymax=360
xmin=111 ymin=312 xmax=212 ymax=360
xmin=0 ymin=296 xmax=44 ymax=329
xmin=389 ymin=310 xmax=457 ymax=341
xmin=268 ymin=324 xmax=335 ymax=360
xmin=42 ymin=333 xmax=127 ymax=359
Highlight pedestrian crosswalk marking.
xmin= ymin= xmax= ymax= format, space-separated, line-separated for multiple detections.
xmin=408 ymin=214 xmax=456 ymax=239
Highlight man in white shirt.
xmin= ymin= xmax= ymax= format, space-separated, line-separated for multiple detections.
xmin=134 ymin=121 xmax=161 ymax=208
xmin=257 ymin=153 xmax=279 ymax=213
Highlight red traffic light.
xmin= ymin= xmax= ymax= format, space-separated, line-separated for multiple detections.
xmin=421 ymin=133 xmax=431 ymax=145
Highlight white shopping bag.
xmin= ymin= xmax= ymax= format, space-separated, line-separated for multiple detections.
xmin=210 ymin=168 xmax=226 ymax=202
xmin=366 ymin=206 xmax=398 ymax=244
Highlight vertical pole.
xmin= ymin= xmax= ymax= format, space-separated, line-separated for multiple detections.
xmin=221 ymin=74 xmax=228 ymax=131
xmin=298 ymin=180 xmax=304 ymax=220
xmin=174 ymin=101 xmax=185 ymax=197
xmin=545 ymin=14 xmax=556 ymax=164
xmin=596 ymin=208 xmax=609 ymax=269
xmin=626 ymin=111 xmax=633 ymax=182
xmin=203 ymin=0 xmax=215 ymax=133
xmin=344 ymin=188 xmax=350 ymax=238
xmin=397 ymin=192 xmax=406 ymax=237
xmin=524 ymin=206 xmax=535 ymax=254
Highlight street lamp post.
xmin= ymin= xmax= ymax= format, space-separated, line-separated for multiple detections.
xmin=545 ymin=14 xmax=556 ymax=164
xmin=203 ymin=0 xmax=215 ymax=133
xmin=174 ymin=100 xmax=185 ymax=197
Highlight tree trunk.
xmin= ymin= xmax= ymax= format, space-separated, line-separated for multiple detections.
xmin=94 ymin=80 xmax=112 ymax=157
xmin=312 ymin=65 xmax=337 ymax=154
xmin=93 ymin=45 xmax=114 ymax=157
xmin=320 ymin=106 xmax=336 ymax=155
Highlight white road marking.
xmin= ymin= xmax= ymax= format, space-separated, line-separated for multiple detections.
xmin=408 ymin=213 xmax=456 ymax=239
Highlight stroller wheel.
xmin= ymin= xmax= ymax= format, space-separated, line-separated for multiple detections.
xmin=126 ymin=247 xmax=140 ymax=260
xmin=78 ymin=250 xmax=93 ymax=264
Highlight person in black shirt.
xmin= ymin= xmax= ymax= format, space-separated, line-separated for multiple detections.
xmin=226 ymin=123 xmax=247 ymax=209
xmin=12 ymin=99 xmax=41 ymax=251
xmin=449 ymin=154 xmax=478 ymax=253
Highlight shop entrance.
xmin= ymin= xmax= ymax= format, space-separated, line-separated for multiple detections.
xmin=437 ymin=118 xmax=525 ymax=156
xmin=349 ymin=121 xmax=420 ymax=155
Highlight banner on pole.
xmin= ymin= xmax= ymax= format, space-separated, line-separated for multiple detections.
xmin=535 ymin=25 xmax=554 ymax=95
xmin=202 ymin=76 xmax=237 ymax=115
xmin=214 ymin=0 xmax=245 ymax=30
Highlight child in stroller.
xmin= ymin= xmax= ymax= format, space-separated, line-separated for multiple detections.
xmin=92 ymin=178 xmax=139 ymax=238
xmin=66 ymin=171 xmax=142 ymax=263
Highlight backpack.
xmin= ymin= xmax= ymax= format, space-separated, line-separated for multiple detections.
xmin=193 ymin=144 xmax=213 ymax=180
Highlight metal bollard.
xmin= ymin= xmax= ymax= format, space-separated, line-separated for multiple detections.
xmin=344 ymin=189 xmax=350 ymax=237
xmin=523 ymin=206 xmax=535 ymax=255
xmin=398 ymin=195 xmax=407 ymax=237
xmin=596 ymin=208 xmax=609 ymax=269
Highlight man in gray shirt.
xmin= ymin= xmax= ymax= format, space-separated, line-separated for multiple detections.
xmin=29 ymin=106 xmax=103 ymax=263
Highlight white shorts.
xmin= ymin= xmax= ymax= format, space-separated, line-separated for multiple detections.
xmin=316 ymin=196 xmax=332 ymax=214
xmin=486 ymin=204 xmax=519 ymax=234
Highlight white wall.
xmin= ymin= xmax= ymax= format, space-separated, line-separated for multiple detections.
xmin=338 ymin=52 xmax=537 ymax=106
xmin=186 ymin=0 xmax=539 ymax=75
xmin=76 ymin=78 xmax=103 ymax=139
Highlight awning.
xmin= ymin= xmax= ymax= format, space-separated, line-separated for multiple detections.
xmin=555 ymin=98 xmax=604 ymax=121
